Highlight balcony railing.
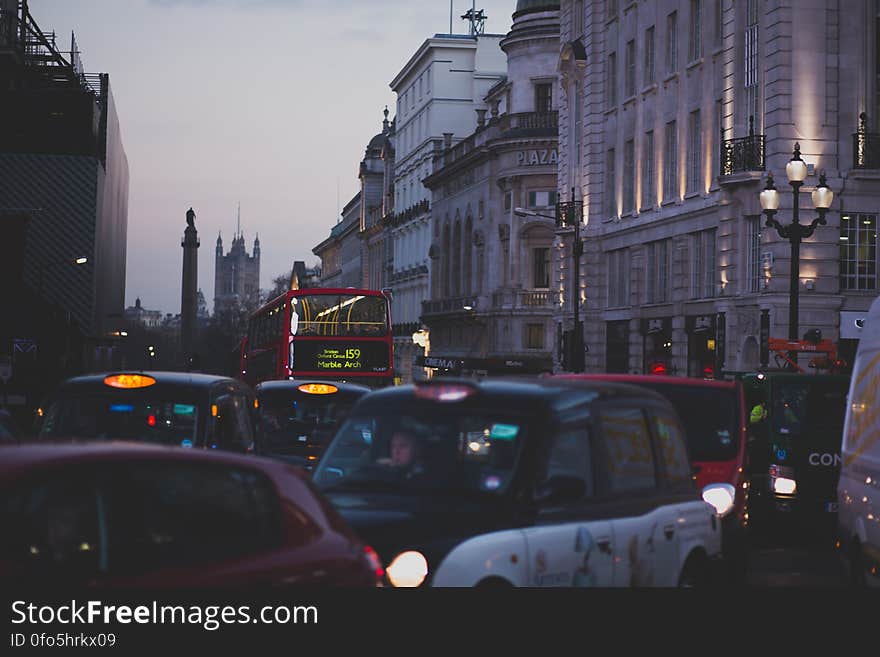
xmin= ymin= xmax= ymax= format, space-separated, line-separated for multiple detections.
xmin=422 ymin=295 xmax=478 ymax=316
xmin=854 ymin=112 xmax=880 ymax=170
xmin=491 ymin=289 xmax=553 ymax=309
xmin=497 ymin=111 xmax=559 ymax=133
xmin=720 ymin=118 xmax=765 ymax=176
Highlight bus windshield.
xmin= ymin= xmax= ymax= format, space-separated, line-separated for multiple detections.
xmin=293 ymin=295 xmax=388 ymax=337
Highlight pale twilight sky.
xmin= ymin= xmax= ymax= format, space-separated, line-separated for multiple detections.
xmin=33 ymin=0 xmax=517 ymax=315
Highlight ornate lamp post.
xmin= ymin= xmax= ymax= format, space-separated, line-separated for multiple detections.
xmin=758 ymin=143 xmax=833 ymax=367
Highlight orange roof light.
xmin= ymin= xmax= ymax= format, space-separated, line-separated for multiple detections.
xmin=103 ymin=374 xmax=157 ymax=389
xmin=298 ymin=383 xmax=339 ymax=395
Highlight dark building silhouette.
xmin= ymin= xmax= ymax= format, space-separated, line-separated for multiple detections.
xmin=181 ymin=208 xmax=199 ymax=365
xmin=0 ymin=0 xmax=129 ymax=356
xmin=214 ymin=228 xmax=260 ymax=314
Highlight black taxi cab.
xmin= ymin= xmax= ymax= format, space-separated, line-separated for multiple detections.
xmin=35 ymin=372 xmax=256 ymax=453
xmin=311 ymin=377 xmax=722 ymax=587
xmin=254 ymin=379 xmax=371 ymax=469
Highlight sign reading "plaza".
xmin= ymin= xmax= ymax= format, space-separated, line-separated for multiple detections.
xmin=516 ymin=149 xmax=558 ymax=166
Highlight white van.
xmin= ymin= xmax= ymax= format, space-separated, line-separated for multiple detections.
xmin=837 ymin=297 xmax=880 ymax=586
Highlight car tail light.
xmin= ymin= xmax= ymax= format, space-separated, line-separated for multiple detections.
xmin=363 ymin=545 xmax=384 ymax=584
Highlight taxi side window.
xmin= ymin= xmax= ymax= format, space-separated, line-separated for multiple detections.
xmin=650 ymin=411 xmax=691 ymax=485
xmin=544 ymin=426 xmax=594 ymax=498
xmin=104 ymin=462 xmax=290 ymax=573
xmin=600 ymin=407 xmax=657 ymax=494
xmin=211 ymin=394 xmax=249 ymax=452
xmin=0 ymin=475 xmax=103 ymax=579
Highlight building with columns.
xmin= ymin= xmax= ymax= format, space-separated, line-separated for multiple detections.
xmin=389 ymin=25 xmax=507 ymax=381
xmin=419 ymin=1 xmax=561 ymax=376
xmin=313 ymin=192 xmax=362 ymax=289
xmin=556 ymin=0 xmax=879 ymax=376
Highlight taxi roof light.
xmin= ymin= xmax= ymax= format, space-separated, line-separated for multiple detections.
xmin=413 ymin=383 xmax=477 ymax=402
xmin=103 ymin=374 xmax=157 ymax=389
xmin=298 ymin=383 xmax=339 ymax=395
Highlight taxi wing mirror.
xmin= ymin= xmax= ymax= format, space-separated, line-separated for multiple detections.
xmin=536 ymin=475 xmax=586 ymax=504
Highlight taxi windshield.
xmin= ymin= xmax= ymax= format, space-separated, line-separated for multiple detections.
xmin=312 ymin=411 xmax=526 ymax=496
xmin=256 ymin=389 xmax=360 ymax=448
xmin=39 ymin=395 xmax=199 ymax=447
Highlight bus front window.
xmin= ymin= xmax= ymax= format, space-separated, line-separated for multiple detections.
xmin=296 ymin=295 xmax=388 ymax=337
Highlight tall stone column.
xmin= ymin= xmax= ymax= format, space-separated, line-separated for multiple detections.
xmin=181 ymin=207 xmax=200 ymax=368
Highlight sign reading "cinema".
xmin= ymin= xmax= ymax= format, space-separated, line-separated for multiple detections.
xmin=516 ymin=149 xmax=559 ymax=166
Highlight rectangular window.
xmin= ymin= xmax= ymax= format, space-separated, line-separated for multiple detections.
xmin=666 ymin=11 xmax=678 ymax=73
xmin=689 ymin=0 xmax=702 ymax=62
xmin=692 ymin=229 xmax=717 ymax=298
xmin=573 ymin=0 xmax=585 ymax=39
xmin=535 ymin=83 xmax=553 ymax=113
xmin=607 ymin=52 xmax=617 ymax=106
xmin=840 ymin=214 xmax=878 ymax=290
xmin=714 ymin=0 xmax=723 ymax=47
xmin=646 ymin=239 xmax=669 ymax=304
xmin=745 ymin=0 xmax=759 ymax=126
xmin=533 ymin=248 xmax=550 ymax=289
xmin=607 ymin=0 xmax=618 ymax=21
xmin=608 ymin=248 xmax=629 ymax=307
xmin=644 ymin=26 xmax=655 ymax=86
xmin=601 ymin=407 xmax=656 ymax=493
xmin=664 ymin=120 xmax=677 ymax=201
xmin=688 ymin=109 xmax=702 ymax=193
xmin=606 ymin=148 xmax=617 ymax=218
xmin=625 ymin=40 xmax=636 ymax=97
xmin=623 ymin=139 xmax=635 ymax=214
xmin=528 ymin=190 xmax=558 ymax=207
xmin=746 ymin=215 xmax=762 ymax=293
xmin=525 ymin=324 xmax=545 ymax=350
xmin=642 ymin=130 xmax=655 ymax=209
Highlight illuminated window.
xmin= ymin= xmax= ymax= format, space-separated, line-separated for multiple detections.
xmin=535 ymin=83 xmax=553 ymax=113
xmin=745 ymin=0 xmax=760 ymax=129
xmin=524 ymin=324 xmax=545 ymax=350
xmin=606 ymin=148 xmax=617 ymax=218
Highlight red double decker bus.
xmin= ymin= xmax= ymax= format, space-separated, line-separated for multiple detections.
xmin=240 ymin=288 xmax=393 ymax=388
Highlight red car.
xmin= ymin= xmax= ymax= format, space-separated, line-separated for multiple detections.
xmin=0 ymin=442 xmax=382 ymax=588
xmin=554 ymin=374 xmax=749 ymax=582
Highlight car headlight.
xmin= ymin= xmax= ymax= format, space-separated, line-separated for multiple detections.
xmin=386 ymin=550 xmax=428 ymax=588
xmin=702 ymin=483 xmax=736 ymax=517
xmin=769 ymin=464 xmax=797 ymax=495
xmin=772 ymin=476 xmax=797 ymax=495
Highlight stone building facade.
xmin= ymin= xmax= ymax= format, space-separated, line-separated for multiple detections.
xmin=420 ymin=1 xmax=561 ymax=376
xmin=556 ymin=0 xmax=880 ymax=375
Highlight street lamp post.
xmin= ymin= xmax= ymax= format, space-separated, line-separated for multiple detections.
xmin=759 ymin=143 xmax=833 ymax=369
xmin=515 ymin=187 xmax=584 ymax=373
